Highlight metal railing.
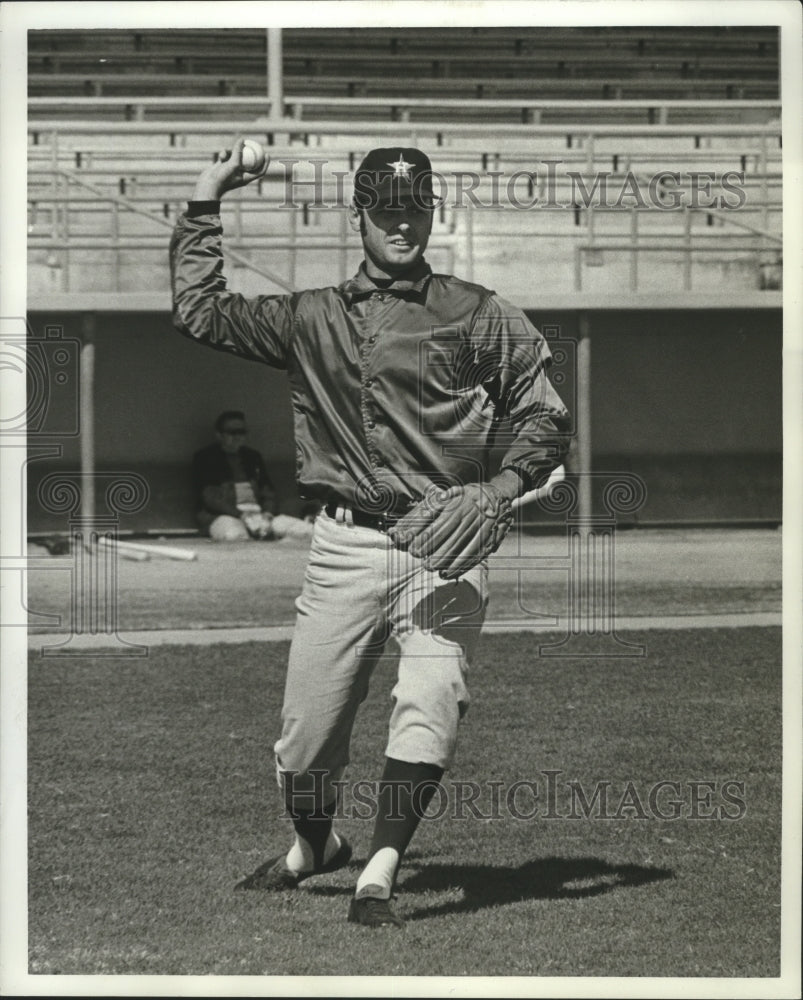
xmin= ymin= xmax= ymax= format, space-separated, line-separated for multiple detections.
xmin=28 ymin=95 xmax=781 ymax=126
xmin=27 ymin=119 xmax=782 ymax=295
xmin=28 ymin=116 xmax=783 ymax=147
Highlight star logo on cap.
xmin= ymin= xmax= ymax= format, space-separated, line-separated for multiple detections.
xmin=387 ymin=155 xmax=415 ymax=179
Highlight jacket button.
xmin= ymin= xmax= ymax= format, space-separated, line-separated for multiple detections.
xmin=367 ymin=420 xmax=376 ymax=429
xmin=364 ymin=378 xmax=374 ymax=388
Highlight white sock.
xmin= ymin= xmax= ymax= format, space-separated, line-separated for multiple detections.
xmin=285 ymin=830 xmax=341 ymax=874
xmin=354 ymin=847 xmax=399 ymax=899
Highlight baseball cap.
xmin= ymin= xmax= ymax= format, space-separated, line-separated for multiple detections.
xmin=353 ymin=147 xmax=440 ymax=210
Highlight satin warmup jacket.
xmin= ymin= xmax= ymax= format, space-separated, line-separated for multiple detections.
xmin=170 ymin=206 xmax=571 ymax=511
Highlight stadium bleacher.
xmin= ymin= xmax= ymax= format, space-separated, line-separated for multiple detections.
xmin=28 ymin=26 xmax=779 ymax=105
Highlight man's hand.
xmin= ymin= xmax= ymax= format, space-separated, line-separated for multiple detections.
xmin=192 ymin=137 xmax=270 ymax=202
xmin=241 ymin=508 xmax=274 ymax=540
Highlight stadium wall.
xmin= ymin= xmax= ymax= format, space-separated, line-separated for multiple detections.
xmin=25 ymin=306 xmax=781 ymax=533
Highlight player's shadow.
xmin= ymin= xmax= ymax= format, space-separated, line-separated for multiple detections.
xmin=394 ymin=855 xmax=674 ymax=921
xmin=238 ymin=852 xmax=673 ymax=920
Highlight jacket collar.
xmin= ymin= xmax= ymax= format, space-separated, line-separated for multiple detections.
xmin=340 ymin=259 xmax=432 ymax=304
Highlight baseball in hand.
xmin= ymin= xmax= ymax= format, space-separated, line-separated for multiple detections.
xmin=241 ymin=139 xmax=266 ymax=173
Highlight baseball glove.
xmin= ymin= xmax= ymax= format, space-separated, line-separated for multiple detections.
xmin=389 ymin=483 xmax=514 ymax=580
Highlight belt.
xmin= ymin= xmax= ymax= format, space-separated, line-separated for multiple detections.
xmin=324 ymin=501 xmax=407 ymax=532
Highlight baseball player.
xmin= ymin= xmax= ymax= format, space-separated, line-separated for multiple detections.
xmin=170 ymin=140 xmax=571 ymax=928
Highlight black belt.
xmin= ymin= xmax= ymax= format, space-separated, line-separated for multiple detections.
xmin=324 ymin=501 xmax=407 ymax=532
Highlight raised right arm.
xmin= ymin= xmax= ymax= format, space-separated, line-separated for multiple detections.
xmin=169 ymin=138 xmax=295 ymax=369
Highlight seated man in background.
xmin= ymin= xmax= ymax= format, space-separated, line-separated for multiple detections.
xmin=193 ymin=410 xmax=314 ymax=542
xmin=192 ymin=410 xmax=277 ymax=541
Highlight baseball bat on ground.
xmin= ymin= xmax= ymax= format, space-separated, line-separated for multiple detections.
xmin=97 ymin=537 xmax=198 ymax=561
xmin=95 ymin=539 xmax=150 ymax=561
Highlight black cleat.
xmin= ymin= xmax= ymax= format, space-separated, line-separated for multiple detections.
xmin=347 ymin=885 xmax=404 ymax=928
xmin=235 ymin=836 xmax=352 ymax=891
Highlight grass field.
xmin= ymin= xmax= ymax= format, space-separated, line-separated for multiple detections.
xmin=28 ymin=627 xmax=782 ymax=978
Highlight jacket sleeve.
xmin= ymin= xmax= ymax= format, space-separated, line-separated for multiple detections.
xmin=170 ymin=210 xmax=297 ymax=369
xmin=468 ymin=294 xmax=572 ymax=489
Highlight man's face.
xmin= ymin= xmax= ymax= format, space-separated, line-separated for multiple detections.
xmin=349 ymin=194 xmax=433 ymax=278
xmin=216 ymin=420 xmax=247 ymax=455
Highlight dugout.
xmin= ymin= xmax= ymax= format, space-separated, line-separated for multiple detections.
xmin=25 ymin=293 xmax=782 ymax=536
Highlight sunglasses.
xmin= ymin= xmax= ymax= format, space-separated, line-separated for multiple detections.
xmin=221 ymin=428 xmax=247 ymax=437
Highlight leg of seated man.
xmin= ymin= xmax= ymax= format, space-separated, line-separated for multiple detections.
xmin=209 ymin=514 xmax=249 ymax=542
